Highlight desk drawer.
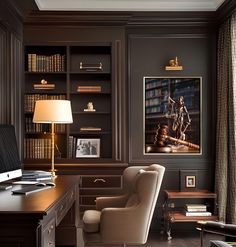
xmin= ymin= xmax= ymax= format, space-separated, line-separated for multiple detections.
xmin=55 ymin=186 xmax=76 ymax=225
xmin=81 ymin=176 xmax=121 ymax=188
xmin=43 ymin=218 xmax=55 ymax=247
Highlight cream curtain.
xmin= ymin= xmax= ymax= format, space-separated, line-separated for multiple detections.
xmin=215 ymin=13 xmax=236 ymax=223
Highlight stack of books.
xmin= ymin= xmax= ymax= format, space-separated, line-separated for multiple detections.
xmin=184 ymin=204 xmax=212 ymax=216
xmin=80 ymin=127 xmax=102 ymax=132
xmin=22 ymin=170 xmax=52 ymax=181
xmin=77 ymin=85 xmax=101 ymax=93
xmin=33 ymin=83 xmax=55 ymax=90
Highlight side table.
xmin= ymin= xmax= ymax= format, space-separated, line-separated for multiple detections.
xmin=162 ymin=190 xmax=218 ymax=240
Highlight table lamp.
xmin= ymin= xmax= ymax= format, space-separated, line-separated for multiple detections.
xmin=33 ymin=100 xmax=73 ymax=177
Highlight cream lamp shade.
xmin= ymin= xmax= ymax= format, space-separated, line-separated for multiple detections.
xmin=33 ymin=99 xmax=73 ymax=177
xmin=33 ymin=100 xmax=73 ymax=123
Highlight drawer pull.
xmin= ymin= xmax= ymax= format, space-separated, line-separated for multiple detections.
xmin=47 ymin=224 xmax=54 ymax=234
xmin=70 ymin=192 xmax=74 ymax=199
xmin=48 ymin=242 xmax=53 ymax=247
xmin=94 ymin=178 xmax=106 ymax=183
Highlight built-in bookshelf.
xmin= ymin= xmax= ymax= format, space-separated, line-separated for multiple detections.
xmin=24 ymin=44 xmax=114 ymax=163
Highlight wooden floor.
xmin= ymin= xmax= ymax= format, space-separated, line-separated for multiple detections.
xmin=141 ymin=231 xmax=224 ymax=247
xmin=76 ymin=229 xmax=224 ymax=247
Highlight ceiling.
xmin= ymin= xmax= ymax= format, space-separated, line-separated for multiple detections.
xmin=34 ymin=0 xmax=226 ymax=12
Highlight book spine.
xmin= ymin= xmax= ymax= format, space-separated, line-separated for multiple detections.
xmin=185 ymin=211 xmax=212 ymax=216
xmin=185 ymin=208 xmax=207 ymax=212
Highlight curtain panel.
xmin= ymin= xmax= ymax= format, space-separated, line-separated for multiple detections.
xmin=215 ymin=13 xmax=236 ymax=223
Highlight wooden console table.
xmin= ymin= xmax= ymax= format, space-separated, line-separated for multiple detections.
xmin=163 ymin=190 xmax=218 ymax=240
xmin=0 ymin=175 xmax=79 ymax=247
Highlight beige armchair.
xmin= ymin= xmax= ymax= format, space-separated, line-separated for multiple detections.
xmin=82 ymin=164 xmax=165 ymax=247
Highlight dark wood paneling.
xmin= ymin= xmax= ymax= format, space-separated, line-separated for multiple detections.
xmin=128 ymin=32 xmax=216 ymax=171
xmin=0 ymin=0 xmax=23 ymax=37
xmin=0 ymin=1 xmax=23 ymax=157
xmin=23 ymin=10 xmax=217 ymax=27
xmin=0 ymin=24 xmax=7 ymax=123
xmin=9 ymin=34 xmax=23 ymax=156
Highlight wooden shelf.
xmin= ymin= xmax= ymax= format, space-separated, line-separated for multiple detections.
xmin=164 ymin=190 xmax=217 ymax=199
xmin=166 ymin=211 xmax=218 ymax=223
xmin=162 ymin=190 xmax=218 ymax=240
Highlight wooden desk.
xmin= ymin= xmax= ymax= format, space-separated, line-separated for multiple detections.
xmin=0 ymin=175 xmax=79 ymax=247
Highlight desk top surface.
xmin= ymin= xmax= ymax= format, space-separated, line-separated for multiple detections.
xmin=0 ymin=175 xmax=79 ymax=214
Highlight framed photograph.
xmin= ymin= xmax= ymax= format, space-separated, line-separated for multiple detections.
xmin=144 ymin=77 xmax=201 ymax=155
xmin=186 ymin=176 xmax=196 ymax=188
xmin=180 ymin=170 xmax=198 ymax=191
xmin=76 ymin=138 xmax=100 ymax=158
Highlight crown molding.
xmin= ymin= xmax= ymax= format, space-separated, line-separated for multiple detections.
xmin=34 ymin=0 xmax=225 ymax=12
xmin=216 ymin=0 xmax=236 ymax=23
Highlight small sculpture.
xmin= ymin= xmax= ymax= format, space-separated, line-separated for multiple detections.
xmin=169 ymin=57 xmax=179 ymax=67
xmin=165 ymin=56 xmax=183 ymax=71
xmin=41 ymin=79 xmax=48 ymax=84
xmin=165 ymin=96 xmax=191 ymax=141
xmin=84 ymin=102 xmax=96 ymax=112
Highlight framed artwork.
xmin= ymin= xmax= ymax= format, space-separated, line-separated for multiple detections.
xmin=180 ymin=170 xmax=197 ymax=191
xmin=76 ymin=138 xmax=100 ymax=158
xmin=144 ymin=77 xmax=201 ymax=154
xmin=186 ymin=176 xmax=196 ymax=188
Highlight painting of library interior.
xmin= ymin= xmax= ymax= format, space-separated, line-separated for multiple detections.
xmin=144 ymin=77 xmax=201 ymax=154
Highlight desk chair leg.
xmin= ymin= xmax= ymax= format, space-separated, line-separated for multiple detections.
xmin=200 ymin=230 xmax=204 ymax=247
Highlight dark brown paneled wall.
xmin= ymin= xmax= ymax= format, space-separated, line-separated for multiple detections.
xmin=127 ymin=24 xmax=217 ymax=191
xmin=23 ymin=12 xmax=217 ymax=187
xmin=0 ymin=0 xmax=23 ymax=156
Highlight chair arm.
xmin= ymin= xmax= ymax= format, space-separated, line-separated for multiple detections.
xmin=100 ymin=206 xmax=147 ymax=244
xmin=197 ymin=221 xmax=236 ymax=237
xmin=96 ymin=195 xmax=128 ymax=211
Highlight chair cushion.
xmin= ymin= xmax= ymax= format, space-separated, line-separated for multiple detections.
xmin=210 ymin=241 xmax=233 ymax=247
xmin=83 ymin=210 xmax=101 ymax=233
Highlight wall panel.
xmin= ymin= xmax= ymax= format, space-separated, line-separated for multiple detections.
xmin=128 ymin=31 xmax=216 ymax=192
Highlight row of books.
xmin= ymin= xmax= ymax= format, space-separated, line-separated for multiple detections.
xmin=184 ymin=204 xmax=212 ymax=216
xmin=68 ymin=136 xmax=77 ymax=159
xmin=24 ymin=138 xmax=52 ymax=159
xmin=25 ymin=117 xmax=66 ymax=133
xmin=27 ymin=53 xmax=66 ymax=72
xmin=24 ymin=94 xmax=66 ymax=113
xmin=145 ymin=78 xmax=169 ymax=89
xmin=145 ymin=88 xmax=169 ymax=99
xmin=145 ymin=102 xmax=168 ymax=114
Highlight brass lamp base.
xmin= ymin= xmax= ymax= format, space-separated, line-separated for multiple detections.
xmin=49 ymin=169 xmax=57 ymax=178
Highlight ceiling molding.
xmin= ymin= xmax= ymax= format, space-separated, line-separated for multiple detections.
xmin=34 ymin=0 xmax=226 ymax=12
xmin=24 ymin=11 xmax=217 ymax=27
xmin=216 ymin=0 xmax=236 ymax=23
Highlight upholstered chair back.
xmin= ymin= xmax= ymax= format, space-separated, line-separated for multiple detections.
xmin=83 ymin=164 xmax=165 ymax=246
